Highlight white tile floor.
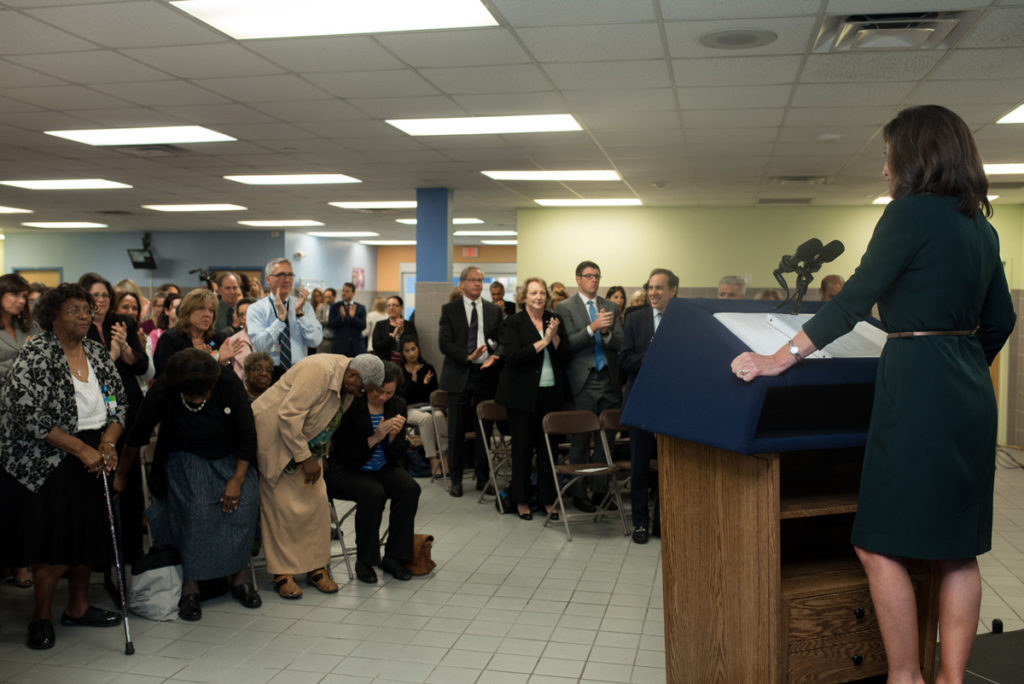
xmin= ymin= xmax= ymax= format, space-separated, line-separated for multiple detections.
xmin=1 ymin=452 xmax=1022 ymax=684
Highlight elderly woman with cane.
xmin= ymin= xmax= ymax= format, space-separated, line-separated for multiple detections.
xmin=0 ymin=283 xmax=127 ymax=650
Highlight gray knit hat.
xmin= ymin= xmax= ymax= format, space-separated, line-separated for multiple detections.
xmin=348 ymin=353 xmax=384 ymax=389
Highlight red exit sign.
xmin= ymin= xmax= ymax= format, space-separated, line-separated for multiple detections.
xmin=462 ymin=247 xmax=478 ymax=258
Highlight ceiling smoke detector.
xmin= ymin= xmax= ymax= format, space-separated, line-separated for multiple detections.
xmin=814 ymin=11 xmax=982 ymax=52
xmin=699 ymin=29 xmax=778 ymax=50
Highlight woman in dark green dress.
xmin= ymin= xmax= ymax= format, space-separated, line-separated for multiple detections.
xmin=730 ymin=105 xmax=1016 ymax=684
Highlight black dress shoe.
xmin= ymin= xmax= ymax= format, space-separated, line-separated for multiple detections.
xmin=177 ymin=593 xmax=202 ymax=621
xmin=231 ymin=582 xmax=262 ymax=609
xmin=632 ymin=526 xmax=649 ymax=544
xmin=381 ymin=557 xmax=412 ymax=581
xmin=27 ymin=619 xmax=55 ymax=650
xmin=449 ymin=481 xmax=463 ymax=497
xmin=60 ymin=606 xmax=121 ymax=627
xmin=517 ymin=509 xmax=533 ymax=521
xmin=355 ymin=560 xmax=378 ymax=584
xmin=572 ymin=496 xmax=596 ymax=513
xmin=547 ymin=510 xmax=560 ymax=522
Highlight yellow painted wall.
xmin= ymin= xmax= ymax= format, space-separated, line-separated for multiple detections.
xmin=517 ymin=205 xmax=1024 ymax=290
xmin=376 ymin=244 xmax=519 ymax=291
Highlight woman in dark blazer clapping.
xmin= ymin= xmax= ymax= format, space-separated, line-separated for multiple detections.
xmin=495 ymin=277 xmax=571 ymax=520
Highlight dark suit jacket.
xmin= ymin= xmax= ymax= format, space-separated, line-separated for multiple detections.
xmin=619 ymin=307 xmax=659 ymax=406
xmin=438 ymin=297 xmax=501 ymax=393
xmin=555 ymin=294 xmax=622 ymax=396
xmin=495 ymin=310 xmax=571 ymax=412
xmin=86 ymin=313 xmax=149 ymax=414
xmin=153 ymin=327 xmax=228 ymax=377
xmin=327 ymin=300 xmax=367 ymax=355
xmin=328 ymin=395 xmax=408 ymax=471
xmin=371 ymin=318 xmax=417 ymax=362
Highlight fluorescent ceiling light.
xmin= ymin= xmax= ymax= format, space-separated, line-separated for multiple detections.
xmin=143 ymin=204 xmax=246 ymax=212
xmin=482 ymin=170 xmax=620 ymax=181
xmin=225 ymin=174 xmax=361 ymax=185
xmin=387 ymin=114 xmax=581 ymax=136
xmin=873 ymin=196 xmax=892 ymax=205
xmin=481 ymin=240 xmax=518 ymax=245
xmin=395 ymin=218 xmax=483 ymax=225
xmin=360 ymin=240 xmax=416 ymax=246
xmin=534 ymin=198 xmax=642 ymax=207
xmin=22 ymin=221 xmax=107 ymax=228
xmin=239 ymin=220 xmax=325 ymax=227
xmin=0 ymin=234 xmax=4 ymax=240
xmin=984 ymin=163 xmax=1024 ymax=174
xmin=454 ymin=230 xmax=517 ymax=236
xmin=0 ymin=178 xmax=131 ymax=190
xmin=329 ymin=201 xmax=416 ymax=210
xmin=309 ymin=231 xmax=380 ymax=238
xmin=45 ymin=125 xmax=234 ymax=146
xmin=997 ymin=104 xmax=1024 ymax=124
xmin=0 ymin=205 xmax=32 ymax=214
xmin=170 ymin=0 xmax=497 ymax=39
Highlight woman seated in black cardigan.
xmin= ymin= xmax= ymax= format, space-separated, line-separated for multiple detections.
xmin=326 ymin=361 xmax=420 ymax=584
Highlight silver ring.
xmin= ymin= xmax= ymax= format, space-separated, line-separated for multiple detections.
xmin=739 ymin=369 xmax=747 ymax=376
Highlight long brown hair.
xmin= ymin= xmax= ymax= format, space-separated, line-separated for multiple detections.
xmin=883 ymin=105 xmax=991 ymax=218
xmin=0 ymin=273 xmax=33 ymax=333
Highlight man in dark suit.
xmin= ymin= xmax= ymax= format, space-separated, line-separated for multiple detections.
xmin=619 ymin=268 xmax=678 ymax=543
xmin=328 ymin=282 xmax=367 ymax=356
xmin=438 ymin=266 xmax=502 ymax=497
xmin=555 ymin=260 xmax=622 ymax=512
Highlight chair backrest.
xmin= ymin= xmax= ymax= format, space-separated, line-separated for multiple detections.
xmin=429 ymin=389 xmax=448 ymax=410
xmin=542 ymin=410 xmax=599 ymax=436
xmin=476 ymin=399 xmax=507 ymax=423
xmin=598 ymin=408 xmax=626 ymax=432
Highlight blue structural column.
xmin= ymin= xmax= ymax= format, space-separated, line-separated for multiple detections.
xmin=416 ymin=188 xmax=453 ymax=283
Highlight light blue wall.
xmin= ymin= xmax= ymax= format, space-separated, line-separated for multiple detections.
xmin=4 ymin=230 xmax=377 ymax=292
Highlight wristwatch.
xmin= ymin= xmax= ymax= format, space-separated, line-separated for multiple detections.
xmin=787 ymin=339 xmax=803 ymax=361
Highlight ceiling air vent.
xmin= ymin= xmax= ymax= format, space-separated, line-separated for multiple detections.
xmin=813 ymin=11 xmax=982 ymax=52
xmin=96 ymin=210 xmax=135 ymax=215
xmin=770 ymin=176 xmax=833 ymax=186
xmin=758 ymin=198 xmax=813 ymax=205
xmin=114 ymin=144 xmax=191 ymax=158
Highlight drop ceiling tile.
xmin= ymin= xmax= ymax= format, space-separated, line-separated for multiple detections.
xmin=930 ymin=48 xmax=1024 ymax=81
xmin=153 ymin=103 xmax=278 ymax=124
xmin=801 ymin=52 xmax=944 ymax=83
xmin=958 ymin=8 xmax=1024 ymax=48
xmin=0 ymin=12 xmax=99 ymax=54
xmin=251 ymin=100 xmax=369 ymax=123
xmin=302 ymin=120 xmax=398 ymax=138
xmin=419 ymin=65 xmax=551 ymax=95
xmin=92 ymin=80 xmax=231 ymax=107
xmin=2 ymin=85 xmax=132 ymax=109
xmin=215 ymin=123 xmax=320 ymax=141
xmin=0 ymin=95 xmax=40 ymax=113
xmin=376 ymin=28 xmax=532 ymax=67
xmin=0 ymin=59 xmax=67 ymax=87
xmin=517 ymin=24 xmax=665 ymax=62
xmin=791 ymin=82 xmax=916 ymax=107
xmin=418 ymin=134 xmax=513 ymax=150
xmin=685 ymin=127 xmax=778 ymax=143
xmin=777 ymin=126 xmax=881 ymax=144
xmin=304 ymin=70 xmax=439 ymax=98
xmin=672 ymin=55 xmax=802 ymax=87
xmin=907 ymin=79 xmax=1024 ymax=106
xmin=0 ymin=110 xmax=100 ymax=130
xmin=542 ymin=60 xmax=670 ymax=91
xmin=937 ymin=103 xmax=1021 ymax=127
xmin=8 ymin=50 xmax=172 ymax=84
xmin=665 ymin=17 xmax=817 ymax=58
xmin=784 ymin=106 xmax=895 ymax=127
xmin=683 ymin=108 xmax=785 ymax=128
xmin=25 ymin=1 xmax=224 ymax=49
xmin=659 ymin=0 xmax=820 ymax=21
xmin=677 ymin=84 xmax=793 ymax=109
xmin=450 ymin=92 xmax=566 ymax=115
xmin=686 ymin=142 xmax=775 ymax=157
xmin=561 ymin=88 xmax=677 ymax=112
xmin=122 ymin=44 xmax=285 ymax=79
xmin=593 ymin=129 xmax=685 ymax=146
xmin=494 ymin=0 xmax=656 ymax=26
xmin=190 ymin=75 xmax=333 ymax=103
xmin=242 ymin=36 xmax=404 ymax=73
xmin=578 ymin=110 xmax=681 ymax=130
xmin=61 ymin=107 xmax=189 ymax=127
xmin=826 ymin=0 xmax=984 ymax=13
xmin=342 ymin=96 xmax=466 ymax=119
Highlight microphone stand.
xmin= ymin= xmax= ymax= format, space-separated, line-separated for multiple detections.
xmin=790 ymin=264 xmax=814 ymax=315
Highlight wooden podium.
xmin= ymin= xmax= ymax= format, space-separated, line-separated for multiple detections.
xmin=622 ymin=299 xmax=938 ymax=683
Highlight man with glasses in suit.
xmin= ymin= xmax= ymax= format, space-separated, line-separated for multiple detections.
xmin=246 ymin=258 xmax=322 ymax=382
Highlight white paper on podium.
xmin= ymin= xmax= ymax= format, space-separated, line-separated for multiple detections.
xmin=713 ymin=312 xmax=887 ymax=359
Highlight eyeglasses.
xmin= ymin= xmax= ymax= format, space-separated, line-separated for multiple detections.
xmin=579 ymin=273 xmax=601 ymax=280
xmin=269 ymin=272 xmax=295 ymax=279
xmin=62 ymin=306 xmax=96 ymax=317
xmin=462 ymin=277 xmax=484 ymax=283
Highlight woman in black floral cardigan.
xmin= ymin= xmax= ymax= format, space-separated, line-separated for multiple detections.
xmin=0 ymin=283 xmax=128 ymax=650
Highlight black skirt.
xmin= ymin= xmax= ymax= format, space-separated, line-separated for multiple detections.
xmin=18 ymin=430 xmax=111 ymax=568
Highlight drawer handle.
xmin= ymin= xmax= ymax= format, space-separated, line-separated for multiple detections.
xmin=853 ymin=607 xmax=865 ymax=620
xmin=851 ymin=654 xmax=863 ymax=667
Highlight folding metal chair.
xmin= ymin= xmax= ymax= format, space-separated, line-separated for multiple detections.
xmin=429 ymin=388 xmax=476 ymax=491
xmin=598 ymin=408 xmax=636 ymax=510
xmin=542 ymin=410 xmax=630 ymax=540
xmin=328 ymin=497 xmax=357 ymax=581
xmin=476 ymin=400 xmax=512 ymax=512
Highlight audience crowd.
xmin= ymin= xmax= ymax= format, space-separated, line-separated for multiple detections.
xmin=0 ymin=256 xmax=847 ymax=651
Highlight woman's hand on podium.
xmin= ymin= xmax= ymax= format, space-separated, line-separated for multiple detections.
xmin=730 ymin=331 xmax=816 ymax=382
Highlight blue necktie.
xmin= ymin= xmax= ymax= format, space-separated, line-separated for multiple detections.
xmin=587 ymin=299 xmax=605 ymax=371
xmin=278 ymin=300 xmax=292 ymax=370
xmin=467 ymin=301 xmax=478 ymax=355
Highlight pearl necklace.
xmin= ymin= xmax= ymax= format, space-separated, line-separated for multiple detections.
xmin=180 ymin=393 xmax=207 ymax=413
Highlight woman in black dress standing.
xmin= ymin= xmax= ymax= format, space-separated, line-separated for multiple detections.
xmin=731 ymin=106 xmax=1016 ymax=683
xmin=371 ymin=296 xmax=417 ymax=364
